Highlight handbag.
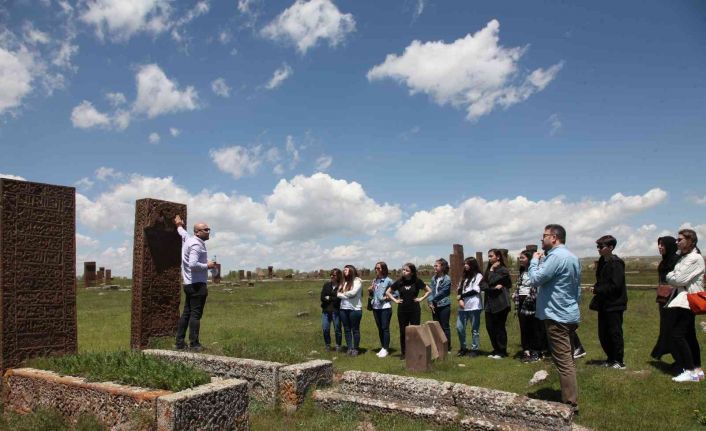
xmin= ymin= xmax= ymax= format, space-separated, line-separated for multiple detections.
xmin=367 ymin=295 xmax=374 ymax=311
xmin=655 ymin=284 xmax=674 ymax=304
xmin=589 ymin=295 xmax=602 ymax=311
xmin=687 ymin=291 xmax=706 ymax=315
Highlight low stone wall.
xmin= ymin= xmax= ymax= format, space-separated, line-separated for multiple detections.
xmin=143 ymin=349 xmax=333 ymax=409
xmin=3 ymin=368 xmax=249 ymax=431
xmin=313 ymin=370 xmax=575 ymax=431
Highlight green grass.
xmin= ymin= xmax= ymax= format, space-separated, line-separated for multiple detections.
xmin=7 ymin=274 xmax=706 ymax=430
xmin=0 ymin=407 xmax=107 ymax=431
xmin=28 ymin=351 xmax=210 ymax=392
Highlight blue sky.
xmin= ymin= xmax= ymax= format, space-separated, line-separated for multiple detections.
xmin=1 ymin=0 xmax=705 ymax=275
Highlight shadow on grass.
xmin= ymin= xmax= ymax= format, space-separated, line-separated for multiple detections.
xmin=526 ymin=387 xmax=563 ymax=403
xmin=647 ymin=359 xmax=677 ymax=376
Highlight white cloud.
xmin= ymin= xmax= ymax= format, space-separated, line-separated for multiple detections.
xmin=76 ymin=232 xmax=99 ymax=247
xmin=218 ymin=30 xmax=232 ymax=44
xmin=105 ymin=91 xmax=126 ymax=106
xmin=395 ymin=188 xmax=668 ymax=257
xmin=266 ymin=173 xmax=402 ymax=241
xmin=169 ymin=127 xmax=180 ymax=137
xmin=261 ymin=0 xmax=356 ymax=54
xmin=0 ymin=173 xmax=26 ymax=181
xmin=132 ymin=64 xmax=199 ymax=118
xmin=148 ymin=132 xmax=160 ymax=144
xmin=80 ymin=0 xmax=172 ymax=41
xmin=22 ymin=22 xmax=50 ymax=45
xmin=548 ymin=113 xmax=561 ymax=136
xmin=273 ymin=164 xmax=285 ymax=175
xmin=265 ymin=63 xmax=292 ymax=90
xmin=0 ymin=46 xmax=35 ymax=115
xmin=209 ymin=145 xmax=262 ymax=179
xmin=266 ymin=147 xmax=281 ymax=163
xmin=70 ymin=100 xmax=130 ymax=130
xmin=74 ymin=177 xmax=95 ymax=190
xmin=412 ymin=0 xmax=426 ymax=22
xmin=367 ymin=20 xmax=563 ymax=121
xmin=169 ymin=1 xmax=210 ymax=43
xmin=211 ymin=77 xmax=231 ymax=97
xmin=315 ymin=154 xmax=333 ymax=171
xmin=52 ymin=40 xmax=78 ymax=70
xmin=71 ymin=100 xmax=111 ymax=128
xmin=687 ymin=195 xmax=706 ymax=205
xmin=95 ymin=166 xmax=122 ymax=181
xmin=285 ymin=135 xmax=300 ymax=168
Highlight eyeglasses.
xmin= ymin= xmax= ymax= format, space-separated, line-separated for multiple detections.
xmin=198 ymin=228 xmax=211 ymax=232
xmin=542 ymin=233 xmax=555 ymax=238
xmin=676 ymin=238 xmax=685 ymax=243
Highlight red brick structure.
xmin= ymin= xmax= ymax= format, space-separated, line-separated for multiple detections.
xmin=130 ymin=198 xmax=186 ymax=349
xmin=0 ymin=179 xmax=77 ymax=370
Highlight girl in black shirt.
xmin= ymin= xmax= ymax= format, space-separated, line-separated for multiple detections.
xmin=482 ymin=249 xmax=512 ymax=358
xmin=320 ymin=268 xmax=343 ymax=351
xmin=386 ymin=262 xmax=431 ymax=358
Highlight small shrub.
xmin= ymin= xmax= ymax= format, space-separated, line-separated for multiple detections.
xmin=29 ymin=351 xmax=210 ymax=392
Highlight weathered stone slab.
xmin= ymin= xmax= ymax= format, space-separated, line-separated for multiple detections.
xmin=312 ymin=389 xmax=459 ymax=425
xmin=131 ymin=198 xmax=187 ymax=349
xmin=238 ymin=270 xmax=245 ymax=280
xmin=267 ymin=266 xmax=273 ymax=278
xmin=97 ymin=267 xmax=105 ymax=284
xmin=3 ymin=368 xmax=168 ymax=429
xmin=419 ymin=324 xmax=440 ymax=359
xmin=405 ymin=325 xmax=432 ymax=371
xmin=105 ymin=269 xmax=112 ymax=282
xmin=83 ymin=262 xmax=96 ymax=288
xmin=452 ymin=383 xmax=574 ymax=430
xmin=476 ymin=251 xmax=484 ymax=273
xmin=279 ymin=359 xmax=333 ymax=410
xmin=143 ymin=349 xmax=285 ymax=404
xmin=339 ymin=371 xmax=454 ymax=407
xmin=0 ymin=179 xmax=77 ymax=371
xmin=450 ymin=244 xmax=464 ymax=292
xmin=156 ymin=378 xmax=249 ymax=431
xmin=425 ymin=321 xmax=448 ymax=360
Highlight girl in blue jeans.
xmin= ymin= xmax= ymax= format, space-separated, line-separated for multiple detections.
xmin=337 ymin=265 xmax=363 ymax=356
xmin=456 ymin=257 xmax=484 ymax=357
xmin=320 ymin=268 xmax=343 ymax=351
xmin=368 ymin=261 xmax=394 ymax=358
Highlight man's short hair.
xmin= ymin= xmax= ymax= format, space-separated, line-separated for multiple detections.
xmin=596 ymin=235 xmax=617 ymax=249
xmin=545 ymin=224 xmax=567 ymax=243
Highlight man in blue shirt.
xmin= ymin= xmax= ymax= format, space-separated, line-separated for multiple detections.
xmin=174 ymin=214 xmax=217 ymax=351
xmin=528 ymin=224 xmax=581 ymax=410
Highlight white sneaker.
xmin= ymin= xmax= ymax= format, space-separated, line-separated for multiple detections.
xmin=378 ymin=348 xmax=388 ymax=358
xmin=696 ymin=369 xmax=705 ymax=381
xmin=672 ymin=370 xmax=699 ymax=382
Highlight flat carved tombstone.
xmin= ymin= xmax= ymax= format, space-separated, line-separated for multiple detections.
xmin=246 ymin=270 xmax=252 ymax=280
xmin=96 ymin=267 xmax=105 ymax=285
xmin=419 ymin=324 xmax=440 ymax=360
xmin=268 ymin=266 xmax=273 ymax=278
xmin=131 ymin=198 xmax=186 ymax=349
xmin=238 ymin=270 xmax=245 ymax=280
xmin=475 ymin=251 xmax=484 ymax=273
xmin=424 ymin=321 xmax=448 ymax=360
xmin=405 ymin=325 xmax=431 ymax=372
xmin=450 ymin=244 xmax=464 ymax=292
xmin=212 ymin=263 xmax=221 ymax=284
xmin=0 ymin=179 xmax=77 ymax=371
xmin=83 ymin=261 xmax=96 ymax=288
xmin=105 ymin=269 xmax=111 ymax=281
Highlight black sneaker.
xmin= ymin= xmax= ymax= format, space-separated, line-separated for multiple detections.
xmin=573 ymin=346 xmax=586 ymax=359
xmin=611 ymin=362 xmax=626 ymax=370
xmin=466 ymin=350 xmax=480 ymax=358
xmin=190 ymin=344 xmax=204 ymax=352
xmin=174 ymin=344 xmax=186 ymax=351
xmin=457 ymin=348 xmax=468 ymax=357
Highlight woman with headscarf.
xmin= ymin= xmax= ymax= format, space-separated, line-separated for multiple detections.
xmin=651 ymin=236 xmax=679 ymax=361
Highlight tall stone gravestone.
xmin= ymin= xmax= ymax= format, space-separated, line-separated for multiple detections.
xmin=268 ymin=266 xmax=273 ymax=278
xmin=83 ymin=261 xmax=96 ymax=288
xmin=526 ymin=244 xmax=538 ymax=253
xmin=476 ymin=251 xmax=484 ymax=273
xmin=105 ymin=269 xmax=111 ymax=282
xmin=97 ymin=267 xmax=105 ymax=285
xmin=212 ymin=263 xmax=221 ymax=284
xmin=238 ymin=269 xmax=245 ymax=280
xmin=449 ymin=244 xmax=464 ymax=292
xmin=131 ymin=198 xmax=186 ymax=349
xmin=0 ymin=179 xmax=77 ymax=370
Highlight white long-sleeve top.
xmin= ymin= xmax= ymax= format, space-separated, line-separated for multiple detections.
xmin=666 ymin=249 xmax=705 ymax=310
xmin=337 ymin=277 xmax=363 ymax=311
xmin=177 ymin=226 xmax=209 ymax=284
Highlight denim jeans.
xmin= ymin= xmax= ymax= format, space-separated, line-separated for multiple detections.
xmin=321 ymin=310 xmax=342 ymax=347
xmin=372 ymin=308 xmax=392 ymax=350
xmin=340 ymin=309 xmax=362 ymax=350
xmin=176 ymin=282 xmax=208 ymax=348
xmin=457 ymin=309 xmax=481 ymax=351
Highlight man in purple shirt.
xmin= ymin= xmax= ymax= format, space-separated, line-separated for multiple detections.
xmin=174 ymin=214 xmax=216 ymax=351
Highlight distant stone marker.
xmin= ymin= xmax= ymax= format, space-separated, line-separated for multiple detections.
xmin=450 ymin=244 xmax=464 ymax=292
xmin=238 ymin=270 xmax=245 ymax=280
xmin=212 ymin=263 xmax=221 ymax=284
xmin=131 ymin=198 xmax=186 ymax=350
xmin=83 ymin=262 xmax=96 ymax=288
xmin=246 ymin=270 xmax=252 ymax=280
xmin=526 ymin=244 xmax=538 ymax=253
xmin=475 ymin=251 xmax=484 ymax=272
xmin=0 ymin=179 xmax=77 ymax=370
xmin=97 ymin=267 xmax=105 ymax=285
xmin=268 ymin=266 xmax=273 ymax=278
xmin=105 ymin=269 xmax=111 ymax=282
xmin=404 ymin=325 xmax=431 ymax=372
xmin=425 ymin=321 xmax=448 ymax=360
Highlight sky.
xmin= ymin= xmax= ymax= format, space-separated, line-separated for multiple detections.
xmin=1 ymin=0 xmax=705 ymax=276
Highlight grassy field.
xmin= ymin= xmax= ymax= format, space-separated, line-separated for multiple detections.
xmin=68 ymin=272 xmax=706 ymax=431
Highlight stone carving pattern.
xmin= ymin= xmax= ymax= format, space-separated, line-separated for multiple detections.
xmin=131 ymin=198 xmax=186 ymax=349
xmin=0 ymin=179 xmax=77 ymax=370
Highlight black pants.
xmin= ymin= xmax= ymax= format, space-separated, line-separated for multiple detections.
xmin=518 ymin=297 xmax=545 ymax=352
xmin=485 ymin=307 xmax=510 ymax=356
xmin=651 ymin=304 xmax=672 ymax=359
xmin=432 ymin=304 xmax=452 ymax=350
xmin=570 ymin=331 xmax=583 ymax=351
xmin=373 ymin=308 xmax=392 ymax=350
xmin=398 ymin=306 xmax=421 ymax=355
xmin=176 ymin=282 xmax=208 ymax=347
xmin=598 ymin=310 xmax=624 ymax=363
xmin=669 ymin=307 xmax=701 ymax=370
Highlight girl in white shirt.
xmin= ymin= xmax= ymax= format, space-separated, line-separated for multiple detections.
xmin=456 ymin=257 xmax=484 ymax=357
xmin=337 ymin=265 xmax=363 ymax=356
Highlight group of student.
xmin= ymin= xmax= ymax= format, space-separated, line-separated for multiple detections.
xmin=319 ymin=229 xmax=705 ymax=384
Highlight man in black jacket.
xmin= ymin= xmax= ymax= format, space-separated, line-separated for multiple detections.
xmin=591 ymin=235 xmax=628 ymax=369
